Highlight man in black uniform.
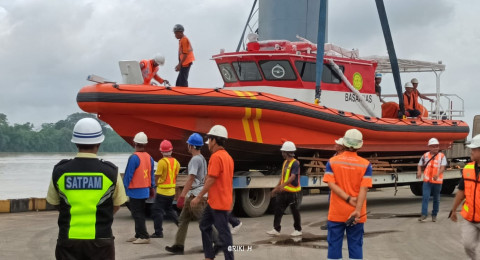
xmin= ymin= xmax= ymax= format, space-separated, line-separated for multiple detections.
xmin=47 ymin=118 xmax=127 ymax=260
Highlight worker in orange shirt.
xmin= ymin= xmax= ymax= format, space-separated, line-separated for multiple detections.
xmin=323 ymin=129 xmax=372 ymax=260
xmin=191 ymin=125 xmax=234 ymax=260
xmin=140 ymin=54 xmax=169 ymax=86
xmin=173 ymin=24 xmax=195 ymax=87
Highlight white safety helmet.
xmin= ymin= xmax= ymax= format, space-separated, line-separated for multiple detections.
xmin=467 ymin=134 xmax=480 ymax=149
xmin=205 ymin=125 xmax=228 ymax=144
xmin=153 ymin=54 xmax=165 ymax=66
xmin=133 ymin=132 xmax=148 ymax=144
xmin=173 ymin=24 xmax=184 ymax=32
xmin=71 ymin=118 xmax=105 ymax=144
xmin=404 ymin=82 xmax=413 ymax=89
xmin=280 ymin=141 xmax=296 ymax=152
xmin=334 ymin=138 xmax=343 ymax=145
xmin=342 ymin=129 xmax=363 ymax=149
xmin=375 ymin=73 xmax=382 ymax=78
xmin=428 ymin=138 xmax=439 ymax=146
xmin=411 ymin=78 xmax=419 ymax=84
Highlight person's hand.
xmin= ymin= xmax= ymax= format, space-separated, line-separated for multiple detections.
xmin=416 ymin=172 xmax=422 ymax=179
xmin=450 ymin=210 xmax=458 ymax=222
xmin=348 ymin=210 xmax=361 ymax=225
xmin=433 ymin=175 xmax=438 ymax=181
xmin=190 ymin=196 xmax=200 ymax=208
xmin=164 ymin=80 xmax=170 ymax=86
xmin=177 ymin=196 xmax=185 ymax=209
xmin=149 ymin=187 xmax=156 ymax=199
xmin=175 ymin=64 xmax=181 ymax=72
xmin=429 ymin=98 xmax=434 ymax=103
xmin=348 ymin=196 xmax=358 ymax=207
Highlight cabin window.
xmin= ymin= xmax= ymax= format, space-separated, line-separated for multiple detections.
xmin=259 ymin=60 xmax=297 ymax=81
xmin=294 ymin=61 xmax=344 ymax=83
xmin=218 ymin=63 xmax=238 ymax=83
xmin=232 ymin=62 xmax=263 ymax=81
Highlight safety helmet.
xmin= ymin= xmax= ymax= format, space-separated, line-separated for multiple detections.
xmin=71 ymin=118 xmax=105 ymax=144
xmin=404 ymin=82 xmax=413 ymax=89
xmin=467 ymin=134 xmax=480 ymax=149
xmin=280 ymin=141 xmax=296 ymax=152
xmin=153 ymin=54 xmax=165 ymax=66
xmin=334 ymin=138 xmax=343 ymax=145
xmin=411 ymin=78 xmax=419 ymax=84
xmin=428 ymin=137 xmax=439 ymax=146
xmin=342 ymin=129 xmax=363 ymax=149
xmin=133 ymin=132 xmax=148 ymax=144
xmin=160 ymin=140 xmax=173 ymax=152
xmin=187 ymin=133 xmax=203 ymax=147
xmin=173 ymin=24 xmax=184 ymax=32
xmin=375 ymin=73 xmax=382 ymax=78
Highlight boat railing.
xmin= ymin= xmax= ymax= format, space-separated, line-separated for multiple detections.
xmin=382 ymin=93 xmax=465 ymax=120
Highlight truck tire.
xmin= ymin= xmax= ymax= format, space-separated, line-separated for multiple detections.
xmin=410 ymin=182 xmax=423 ymax=196
xmin=441 ymin=179 xmax=459 ymax=195
xmin=237 ymin=188 xmax=271 ymax=217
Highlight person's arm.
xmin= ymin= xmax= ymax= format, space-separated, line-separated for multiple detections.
xmin=154 ymin=159 xmax=168 ymax=185
xmin=46 ymin=179 xmax=60 ymax=207
xmin=180 ymin=174 xmax=196 ymax=197
xmin=190 ymin=175 xmax=216 ymax=207
xmin=123 ymin=155 xmax=139 ymax=189
xmin=450 ymin=190 xmax=465 ymax=222
xmin=328 ymin=182 xmax=357 ymax=207
xmin=176 ymin=38 xmax=192 ymax=69
xmin=349 ymin=186 xmax=368 ymax=220
xmin=153 ymin=74 xmax=165 ymax=84
xmin=150 ymin=157 xmax=155 ymax=187
xmin=418 ymin=91 xmax=434 ymax=102
xmin=417 ymin=155 xmax=424 ymax=179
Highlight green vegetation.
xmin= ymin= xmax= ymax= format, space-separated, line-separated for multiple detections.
xmin=0 ymin=113 xmax=133 ymax=153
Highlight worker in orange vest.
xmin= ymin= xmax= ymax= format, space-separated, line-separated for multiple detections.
xmin=173 ymin=24 xmax=195 ymax=87
xmin=323 ymin=129 xmax=372 ymax=260
xmin=140 ymin=54 xmax=169 ymax=86
xmin=403 ymin=82 xmax=421 ymax=117
xmin=450 ymin=134 xmax=480 ymax=259
xmin=267 ymin=141 xmax=302 ymax=237
xmin=416 ymin=138 xmax=447 ymax=222
xmin=150 ymin=140 xmax=180 ymax=238
xmin=123 ymin=132 xmax=155 ymax=244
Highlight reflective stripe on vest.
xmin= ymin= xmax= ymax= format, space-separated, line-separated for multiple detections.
xmin=422 ymin=152 xmax=445 ymax=184
xmin=461 ymin=163 xmax=480 ymax=222
xmin=140 ymin=59 xmax=159 ymax=85
xmin=57 ymin=172 xmax=114 ymax=239
xmin=158 ymin=157 xmax=179 ymax=188
xmin=281 ymin=159 xmax=301 ymax=192
xmin=128 ymin=152 xmax=152 ymax=189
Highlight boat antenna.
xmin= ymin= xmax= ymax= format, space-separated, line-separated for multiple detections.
xmin=314 ymin=0 xmax=328 ymax=105
xmin=236 ymin=0 xmax=258 ymax=52
xmin=375 ymin=0 xmax=405 ymax=118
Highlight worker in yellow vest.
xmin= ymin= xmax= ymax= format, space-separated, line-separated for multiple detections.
xmin=450 ymin=134 xmax=480 ymax=259
xmin=267 ymin=141 xmax=302 ymax=237
xmin=151 ymin=139 xmax=180 ymax=238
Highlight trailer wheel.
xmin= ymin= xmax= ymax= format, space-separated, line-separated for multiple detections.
xmin=236 ymin=188 xmax=271 ymax=217
xmin=441 ymin=179 xmax=459 ymax=195
xmin=410 ymin=183 xmax=423 ymax=196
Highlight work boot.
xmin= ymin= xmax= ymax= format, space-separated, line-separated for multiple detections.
xmin=165 ymin=245 xmax=184 ymax=255
xmin=418 ymin=215 xmax=427 ymax=222
xmin=132 ymin=238 xmax=150 ymax=244
xmin=432 ymin=216 xmax=437 ymax=222
xmin=266 ymin=229 xmax=280 ymax=236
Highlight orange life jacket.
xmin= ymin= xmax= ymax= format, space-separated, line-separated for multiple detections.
xmin=403 ymin=91 xmax=419 ymax=111
xmin=157 ymin=157 xmax=180 ymax=188
xmin=178 ymin=36 xmax=195 ymax=67
xmin=128 ymin=152 xmax=152 ymax=189
xmin=281 ymin=159 xmax=301 ymax=192
xmin=140 ymin=59 xmax=163 ymax=85
xmin=422 ymin=152 xmax=445 ymax=184
xmin=461 ymin=163 xmax=480 ymax=222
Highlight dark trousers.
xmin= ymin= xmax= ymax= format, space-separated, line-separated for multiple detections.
xmin=407 ymin=109 xmax=421 ymax=117
xmin=151 ymin=194 xmax=179 ymax=235
xmin=55 ymin=238 xmax=115 ymax=260
xmin=229 ymin=213 xmax=241 ymax=227
xmin=273 ymin=192 xmax=302 ymax=232
xmin=175 ymin=64 xmax=191 ymax=87
xmin=199 ymin=205 xmax=234 ymax=260
xmin=129 ymin=198 xmax=149 ymax=239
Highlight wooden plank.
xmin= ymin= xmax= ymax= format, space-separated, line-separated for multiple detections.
xmin=366 ymin=155 xmax=421 ymax=160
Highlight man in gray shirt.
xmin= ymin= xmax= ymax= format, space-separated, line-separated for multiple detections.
xmin=165 ymin=133 xmax=208 ymax=255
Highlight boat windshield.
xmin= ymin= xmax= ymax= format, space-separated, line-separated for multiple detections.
xmin=259 ymin=60 xmax=297 ymax=81
xmin=218 ymin=63 xmax=238 ymax=83
xmin=294 ymin=61 xmax=344 ymax=84
xmin=232 ymin=62 xmax=263 ymax=81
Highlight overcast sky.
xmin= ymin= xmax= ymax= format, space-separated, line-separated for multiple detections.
xmin=0 ymin=0 xmax=478 ymax=136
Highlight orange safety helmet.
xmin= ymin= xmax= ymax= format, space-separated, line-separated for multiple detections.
xmin=159 ymin=140 xmax=173 ymax=152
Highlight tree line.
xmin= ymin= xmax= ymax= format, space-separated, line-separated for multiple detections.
xmin=0 ymin=112 xmax=133 ymax=153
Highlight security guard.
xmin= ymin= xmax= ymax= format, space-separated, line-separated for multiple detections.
xmin=46 ymin=118 xmax=127 ymax=260
xmin=267 ymin=141 xmax=302 ymax=237
xmin=450 ymin=134 xmax=480 ymax=259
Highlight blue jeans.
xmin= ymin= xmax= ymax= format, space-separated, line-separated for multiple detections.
xmin=199 ymin=205 xmax=233 ymax=260
xmin=327 ymin=221 xmax=364 ymax=260
xmin=151 ymin=194 xmax=178 ymax=235
xmin=421 ymin=182 xmax=442 ymax=216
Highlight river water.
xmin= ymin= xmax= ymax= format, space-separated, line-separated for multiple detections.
xmin=0 ymin=153 xmax=131 ymax=199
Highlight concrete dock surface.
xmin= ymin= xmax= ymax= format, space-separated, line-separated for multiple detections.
xmin=0 ymin=186 xmax=470 ymax=259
